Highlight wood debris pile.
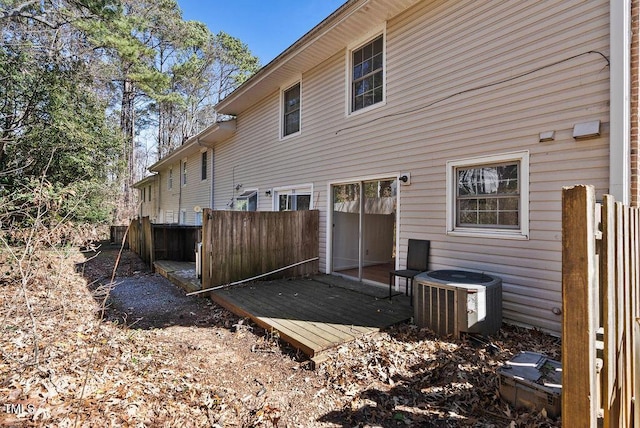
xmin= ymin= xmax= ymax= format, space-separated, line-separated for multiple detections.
xmin=1 ymin=244 xmax=561 ymax=427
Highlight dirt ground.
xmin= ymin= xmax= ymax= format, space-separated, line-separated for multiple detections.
xmin=1 ymin=242 xmax=562 ymax=427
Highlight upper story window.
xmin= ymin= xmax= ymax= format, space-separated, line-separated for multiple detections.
xmin=168 ymin=168 xmax=173 ymax=190
xmin=148 ymin=185 xmax=151 ymax=201
xmin=201 ymin=151 xmax=207 ymax=180
xmin=182 ymin=159 xmax=187 ymax=186
xmin=350 ymin=33 xmax=384 ymax=113
xmin=282 ymin=82 xmax=301 ymax=137
xmin=446 ymin=151 xmax=529 ymax=240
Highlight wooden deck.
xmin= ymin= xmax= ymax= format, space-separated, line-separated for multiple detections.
xmin=153 ymin=260 xmax=200 ymax=294
xmin=209 ymin=275 xmax=412 ymax=364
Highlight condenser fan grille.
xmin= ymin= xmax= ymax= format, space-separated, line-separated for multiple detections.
xmin=426 ymin=269 xmax=494 ymax=284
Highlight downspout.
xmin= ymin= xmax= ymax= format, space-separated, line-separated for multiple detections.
xmin=178 ymin=161 xmax=183 ymax=224
xmin=210 ymin=149 xmax=215 ymax=209
xmin=610 ymin=0 xmax=631 ymax=204
xmin=157 ymin=174 xmax=161 ymax=222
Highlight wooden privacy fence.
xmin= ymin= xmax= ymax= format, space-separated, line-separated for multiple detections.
xmin=127 ymin=217 xmax=153 ymax=264
xmin=128 ymin=217 xmax=200 ymax=264
xmin=110 ymin=225 xmax=128 ymax=246
xmin=151 ymin=225 xmax=201 ymax=262
xmin=562 ymin=185 xmax=640 ymax=427
xmin=201 ymin=209 xmax=319 ymax=289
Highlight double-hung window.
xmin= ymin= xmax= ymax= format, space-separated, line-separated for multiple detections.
xmin=277 ymin=192 xmax=311 ymax=211
xmin=201 ymin=151 xmax=207 ymax=180
xmin=168 ymin=168 xmax=173 ymax=190
xmin=182 ymin=159 xmax=187 ymax=186
xmin=282 ymin=82 xmax=301 ymax=137
xmin=447 ymin=151 xmax=529 ymax=239
xmin=273 ymin=186 xmax=313 ymax=211
xmin=350 ymin=32 xmax=384 ymax=113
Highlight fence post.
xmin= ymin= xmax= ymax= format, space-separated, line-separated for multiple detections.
xmin=562 ymin=185 xmax=599 ymax=427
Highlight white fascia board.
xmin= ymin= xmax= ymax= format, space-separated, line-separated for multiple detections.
xmin=149 ymin=120 xmax=236 ymax=172
xmin=610 ymin=0 xmax=631 ymax=204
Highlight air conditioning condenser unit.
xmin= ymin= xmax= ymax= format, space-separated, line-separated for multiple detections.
xmin=413 ymin=270 xmax=502 ymax=338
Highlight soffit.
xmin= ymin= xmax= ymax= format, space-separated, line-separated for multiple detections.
xmin=215 ymin=0 xmax=422 ymax=115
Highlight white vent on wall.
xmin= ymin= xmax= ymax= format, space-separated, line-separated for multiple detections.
xmin=573 ymin=120 xmax=600 ymax=139
xmin=413 ymin=270 xmax=502 ymax=338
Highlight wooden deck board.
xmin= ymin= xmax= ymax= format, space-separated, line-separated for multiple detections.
xmin=228 ymin=288 xmax=365 ymax=344
xmin=154 ymin=260 xmax=200 ymax=294
xmin=210 ymin=276 xmax=412 ymax=358
xmin=216 ymin=279 xmax=398 ymax=331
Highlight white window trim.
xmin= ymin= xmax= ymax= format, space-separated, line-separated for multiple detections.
xmin=168 ymin=167 xmax=173 ymax=190
xmin=279 ymin=79 xmax=302 ymax=140
xmin=272 ymin=183 xmax=314 ymax=211
xmin=201 ymin=149 xmax=208 ymax=181
xmin=446 ymin=151 xmax=530 ymax=240
xmin=345 ymin=23 xmax=387 ymax=117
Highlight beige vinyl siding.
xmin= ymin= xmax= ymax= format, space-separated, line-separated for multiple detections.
xmin=212 ymin=0 xmax=609 ymax=334
xmin=138 ymin=181 xmax=158 ymax=220
xmin=157 ymin=163 xmax=180 ymax=224
xmin=178 ymin=149 xmax=212 ymax=224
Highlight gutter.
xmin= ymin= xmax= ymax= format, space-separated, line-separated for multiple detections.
xmin=610 ymin=0 xmax=631 ymax=204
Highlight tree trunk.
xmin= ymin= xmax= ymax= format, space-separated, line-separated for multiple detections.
xmin=118 ymin=78 xmax=136 ymax=223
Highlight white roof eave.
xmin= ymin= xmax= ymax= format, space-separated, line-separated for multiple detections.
xmin=148 ymin=120 xmax=236 ymax=172
xmin=215 ymin=0 xmax=421 ymax=115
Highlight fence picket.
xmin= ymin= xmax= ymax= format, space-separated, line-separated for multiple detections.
xmin=601 ymin=195 xmax=617 ymax=428
xmin=563 ymin=187 xmax=639 ymax=427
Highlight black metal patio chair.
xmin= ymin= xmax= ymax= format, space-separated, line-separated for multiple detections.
xmin=389 ymin=239 xmax=430 ymax=303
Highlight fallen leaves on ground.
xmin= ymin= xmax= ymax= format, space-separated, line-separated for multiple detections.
xmin=1 ymin=242 xmax=561 ymax=427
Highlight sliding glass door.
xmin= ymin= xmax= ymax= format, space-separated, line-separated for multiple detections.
xmin=331 ymin=178 xmax=396 ymax=284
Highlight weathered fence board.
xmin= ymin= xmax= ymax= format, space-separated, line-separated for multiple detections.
xmin=562 ymin=185 xmax=599 ymax=426
xmin=128 ymin=219 xmax=140 ymax=255
xmin=110 ymin=225 xmax=128 ymax=246
xmin=151 ymin=225 xmax=200 ymax=262
xmin=201 ymin=209 xmax=319 ymax=289
xmin=128 ymin=218 xmax=200 ymax=264
xmin=562 ymin=185 xmax=639 ymax=427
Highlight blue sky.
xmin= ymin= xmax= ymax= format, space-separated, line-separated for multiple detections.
xmin=176 ymin=0 xmax=346 ymax=66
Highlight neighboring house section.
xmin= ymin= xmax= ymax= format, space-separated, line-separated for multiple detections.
xmin=206 ymin=0 xmax=633 ymax=335
xmin=133 ymin=174 xmax=158 ymax=222
xmin=136 ymin=121 xmax=236 ymax=225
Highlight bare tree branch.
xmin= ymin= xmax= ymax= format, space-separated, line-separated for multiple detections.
xmin=0 ymin=0 xmax=58 ymax=28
